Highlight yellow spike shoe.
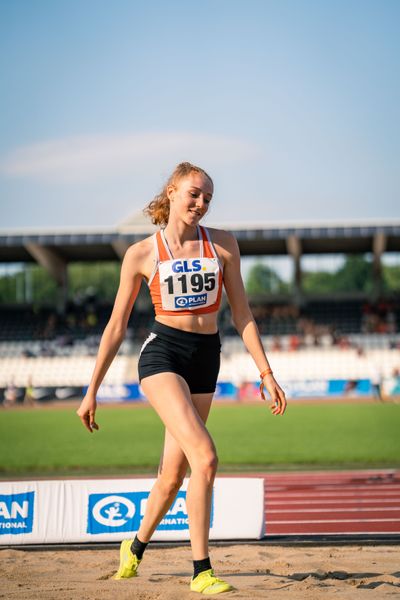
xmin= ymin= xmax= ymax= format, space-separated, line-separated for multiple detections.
xmin=113 ymin=539 xmax=142 ymax=579
xmin=190 ymin=568 xmax=234 ymax=595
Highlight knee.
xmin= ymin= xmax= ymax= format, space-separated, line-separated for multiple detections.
xmin=195 ymin=449 xmax=219 ymax=480
xmin=157 ymin=472 xmax=185 ymax=497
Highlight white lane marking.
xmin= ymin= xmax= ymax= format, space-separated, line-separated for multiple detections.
xmin=267 ymin=490 xmax=400 ymax=497
xmin=267 ymin=485 xmax=400 ymax=492
xmin=269 ymin=518 xmax=400 ymax=524
xmin=267 ymin=507 xmax=400 ymax=513
xmin=265 ymin=530 xmax=400 ymax=535
xmin=266 ymin=498 xmax=400 ymax=505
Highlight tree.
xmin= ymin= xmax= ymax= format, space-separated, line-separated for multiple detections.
xmin=68 ymin=262 xmax=120 ymax=302
xmin=245 ymin=263 xmax=289 ymax=294
xmin=303 ymin=255 xmax=373 ymax=294
xmin=302 ymin=270 xmax=337 ymax=293
xmin=334 ymin=255 xmax=373 ymax=292
xmin=383 ymin=264 xmax=400 ymax=292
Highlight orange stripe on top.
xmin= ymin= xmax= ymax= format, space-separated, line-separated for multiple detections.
xmin=148 ymin=225 xmax=223 ymax=316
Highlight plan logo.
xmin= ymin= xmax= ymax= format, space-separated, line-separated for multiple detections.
xmin=175 ymin=294 xmax=207 ymax=308
xmin=87 ymin=493 xmax=141 ymax=534
xmin=87 ymin=490 xmax=213 ymax=534
xmin=0 ymin=491 xmax=34 ymax=535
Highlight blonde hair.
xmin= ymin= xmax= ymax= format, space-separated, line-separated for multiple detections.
xmin=144 ymin=162 xmax=213 ymax=227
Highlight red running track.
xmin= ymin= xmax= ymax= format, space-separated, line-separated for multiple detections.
xmin=263 ymin=469 xmax=400 ymax=536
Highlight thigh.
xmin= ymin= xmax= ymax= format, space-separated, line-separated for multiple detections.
xmin=141 ymin=371 xmax=215 ymax=469
xmin=158 ymin=391 xmax=215 ymax=476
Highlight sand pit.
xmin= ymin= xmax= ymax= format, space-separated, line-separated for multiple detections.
xmin=1 ymin=543 xmax=400 ymax=599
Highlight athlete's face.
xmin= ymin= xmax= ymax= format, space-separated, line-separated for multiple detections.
xmin=168 ymin=172 xmax=213 ymax=225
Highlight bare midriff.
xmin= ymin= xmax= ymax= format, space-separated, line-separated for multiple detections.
xmin=155 ymin=312 xmax=219 ymax=334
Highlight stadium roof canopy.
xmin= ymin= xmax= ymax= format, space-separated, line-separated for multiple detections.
xmin=0 ymin=216 xmax=399 ymax=264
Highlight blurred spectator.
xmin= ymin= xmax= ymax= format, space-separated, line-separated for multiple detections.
xmin=361 ymin=300 xmax=397 ymax=334
xmin=338 ymin=336 xmax=351 ymax=350
xmin=39 ymin=341 xmax=55 ymax=357
xmin=4 ymin=380 xmax=18 ymax=408
xmin=238 ymin=381 xmax=259 ymax=402
xmin=389 ymin=368 xmax=400 ymax=396
xmin=370 ymin=364 xmax=383 ymax=402
xmin=271 ymin=336 xmax=282 ymax=351
xmin=56 ymin=333 xmax=73 ymax=347
xmin=22 ymin=348 xmax=35 ymax=358
xmin=344 ymin=380 xmax=358 ymax=395
xmin=289 ymin=334 xmax=301 ymax=352
xmin=86 ymin=309 xmax=98 ymax=328
xmin=356 ymin=345 xmax=365 ymax=357
xmin=43 ymin=312 xmax=57 ymax=339
xmin=24 ymin=378 xmax=36 ymax=407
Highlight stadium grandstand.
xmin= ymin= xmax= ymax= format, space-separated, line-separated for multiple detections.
xmin=1 ymin=216 xmax=400 ymax=405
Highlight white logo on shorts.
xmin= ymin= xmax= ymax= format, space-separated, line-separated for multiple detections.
xmin=139 ymin=332 xmax=157 ymax=357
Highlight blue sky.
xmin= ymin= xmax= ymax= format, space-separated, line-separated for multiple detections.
xmin=0 ymin=0 xmax=399 ymax=232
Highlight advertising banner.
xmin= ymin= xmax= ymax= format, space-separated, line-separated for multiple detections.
xmin=238 ymin=378 xmax=373 ymax=400
xmin=0 ymin=477 xmax=265 ymax=545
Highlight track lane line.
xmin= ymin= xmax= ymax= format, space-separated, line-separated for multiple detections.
xmin=263 ymin=469 xmax=400 ymax=536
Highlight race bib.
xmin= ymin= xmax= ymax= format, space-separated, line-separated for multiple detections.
xmin=159 ymin=257 xmax=220 ymax=311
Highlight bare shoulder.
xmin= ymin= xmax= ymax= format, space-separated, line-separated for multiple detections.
xmin=205 ymin=227 xmax=239 ymax=257
xmin=124 ymin=234 xmax=154 ymax=259
xmin=122 ymin=234 xmax=155 ymax=279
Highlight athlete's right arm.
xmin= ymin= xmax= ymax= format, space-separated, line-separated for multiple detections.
xmin=76 ymin=243 xmax=145 ymax=433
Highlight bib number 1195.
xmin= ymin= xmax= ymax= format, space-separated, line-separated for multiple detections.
xmin=163 ymin=272 xmax=216 ymax=295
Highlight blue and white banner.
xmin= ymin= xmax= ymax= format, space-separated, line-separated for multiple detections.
xmin=214 ymin=382 xmax=237 ymax=399
xmin=238 ymin=378 xmax=373 ymax=400
xmin=86 ymin=490 xmax=200 ymax=535
xmin=0 ymin=478 xmax=264 ymax=545
xmin=83 ymin=383 xmax=143 ymax=403
xmin=90 ymin=381 xmax=239 ymax=403
xmin=0 ymin=491 xmax=35 ymax=535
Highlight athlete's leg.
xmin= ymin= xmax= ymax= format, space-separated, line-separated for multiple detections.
xmin=137 ymin=390 xmax=214 ymax=545
xmin=182 ymin=391 xmax=215 ymax=560
xmin=136 ymin=428 xmax=188 ymax=542
xmin=139 ymin=372 xmax=217 ymax=560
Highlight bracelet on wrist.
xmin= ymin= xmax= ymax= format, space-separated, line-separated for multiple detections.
xmin=259 ymin=368 xmax=273 ymax=402
xmin=260 ymin=368 xmax=273 ymax=379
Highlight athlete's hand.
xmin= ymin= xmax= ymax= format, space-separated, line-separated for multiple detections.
xmin=76 ymin=394 xmax=100 ymax=433
xmin=261 ymin=374 xmax=287 ymax=415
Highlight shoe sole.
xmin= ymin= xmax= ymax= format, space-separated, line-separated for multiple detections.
xmin=190 ymin=585 xmax=233 ymax=595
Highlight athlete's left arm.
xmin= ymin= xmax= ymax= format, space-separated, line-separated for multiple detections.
xmin=217 ymin=230 xmax=287 ymax=415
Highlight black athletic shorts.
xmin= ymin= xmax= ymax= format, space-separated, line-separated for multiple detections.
xmin=138 ymin=321 xmax=221 ymax=394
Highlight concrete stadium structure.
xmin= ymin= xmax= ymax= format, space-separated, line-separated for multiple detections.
xmin=0 ymin=216 xmax=399 ymax=308
xmin=1 ymin=217 xmax=399 ymax=401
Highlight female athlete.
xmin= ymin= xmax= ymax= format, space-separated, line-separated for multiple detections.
xmin=77 ymin=161 xmax=287 ymax=595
